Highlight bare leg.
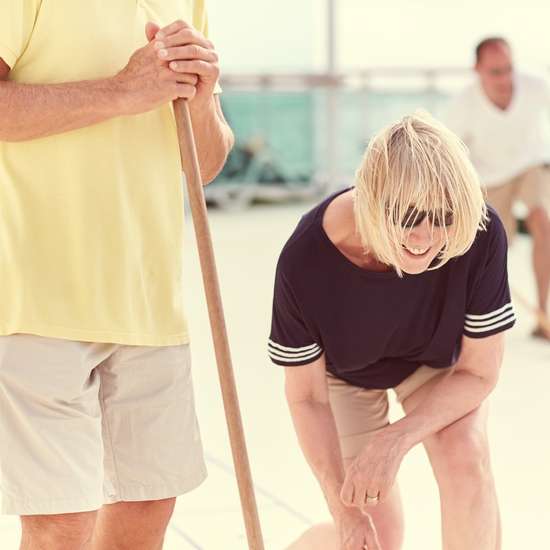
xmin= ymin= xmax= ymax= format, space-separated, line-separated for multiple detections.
xmin=526 ymin=207 xmax=550 ymax=332
xmin=402 ymin=381 xmax=500 ymax=550
xmin=91 ymin=498 xmax=176 ymax=550
xmin=20 ymin=511 xmax=97 ymax=550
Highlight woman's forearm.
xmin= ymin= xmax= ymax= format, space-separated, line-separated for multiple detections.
xmin=388 ymin=369 xmax=497 ymax=451
xmin=288 ymin=399 xmax=347 ymax=519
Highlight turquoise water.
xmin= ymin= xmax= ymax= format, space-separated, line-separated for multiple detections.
xmin=218 ymin=89 xmax=449 ymax=184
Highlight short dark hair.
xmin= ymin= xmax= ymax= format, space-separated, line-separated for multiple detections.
xmin=475 ymin=37 xmax=510 ymax=63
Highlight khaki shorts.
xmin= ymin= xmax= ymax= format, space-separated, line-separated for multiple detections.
xmin=486 ymin=165 xmax=550 ymax=240
xmin=327 ymin=366 xmax=452 ymax=462
xmin=0 ymin=334 xmax=207 ymax=516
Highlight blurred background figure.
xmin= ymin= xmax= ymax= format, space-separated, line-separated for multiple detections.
xmin=445 ymin=37 xmax=550 ymax=340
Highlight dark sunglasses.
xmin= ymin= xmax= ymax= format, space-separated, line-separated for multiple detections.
xmin=399 ymin=207 xmax=454 ymax=228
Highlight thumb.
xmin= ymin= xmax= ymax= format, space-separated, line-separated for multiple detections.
xmin=145 ymin=22 xmax=160 ymax=42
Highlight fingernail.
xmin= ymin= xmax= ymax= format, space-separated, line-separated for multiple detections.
xmin=170 ymin=62 xmax=178 ymax=69
xmin=155 ymin=41 xmax=165 ymax=49
xmin=159 ymin=49 xmax=168 ymax=57
xmin=156 ymin=31 xmax=165 ymax=39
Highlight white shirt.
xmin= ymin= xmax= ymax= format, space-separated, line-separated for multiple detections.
xmin=445 ymin=73 xmax=550 ymax=187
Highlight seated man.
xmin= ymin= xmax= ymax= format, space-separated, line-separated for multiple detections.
xmin=446 ymin=36 xmax=550 ymax=340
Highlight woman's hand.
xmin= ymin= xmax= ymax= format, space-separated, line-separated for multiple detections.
xmin=336 ymin=507 xmax=381 ymax=550
xmin=341 ymin=429 xmax=409 ymax=514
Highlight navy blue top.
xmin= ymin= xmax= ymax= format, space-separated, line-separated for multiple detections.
xmin=268 ymin=188 xmax=516 ymax=389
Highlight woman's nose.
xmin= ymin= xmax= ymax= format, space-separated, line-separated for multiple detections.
xmin=406 ymin=218 xmax=433 ymax=244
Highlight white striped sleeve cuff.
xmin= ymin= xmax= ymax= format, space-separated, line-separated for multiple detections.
xmin=464 ymin=303 xmax=516 ymax=337
xmin=268 ymin=339 xmax=324 ymax=365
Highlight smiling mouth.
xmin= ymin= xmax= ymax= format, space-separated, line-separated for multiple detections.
xmin=402 ymin=244 xmax=431 ymax=258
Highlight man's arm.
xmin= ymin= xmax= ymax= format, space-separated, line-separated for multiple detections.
xmin=0 ymin=31 xmax=198 ymax=143
xmin=152 ymin=19 xmax=234 ymax=183
xmin=188 ymin=94 xmax=234 ymax=185
xmin=0 ymin=61 xmax=128 ymax=142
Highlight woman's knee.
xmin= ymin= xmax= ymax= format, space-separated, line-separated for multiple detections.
xmin=429 ymin=422 xmax=493 ymax=487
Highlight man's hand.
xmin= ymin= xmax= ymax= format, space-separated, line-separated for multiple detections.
xmin=112 ymin=23 xmax=199 ymax=116
xmin=335 ymin=508 xmax=381 ymax=550
xmin=152 ymin=20 xmax=220 ymax=106
xmin=341 ymin=429 xmax=408 ymax=514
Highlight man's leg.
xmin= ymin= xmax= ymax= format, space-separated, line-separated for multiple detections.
xmin=96 ymin=345 xmax=205 ymax=548
xmin=91 ymin=498 xmax=176 ymax=550
xmin=516 ymin=166 xmax=550 ymax=336
xmin=485 ymin=180 xmax=517 ymax=241
xmin=401 ymin=380 xmax=500 ymax=550
xmin=20 ymin=511 xmax=97 ymax=550
xmin=525 ymin=206 xmax=550 ymax=330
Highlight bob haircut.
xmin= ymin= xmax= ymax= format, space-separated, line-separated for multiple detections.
xmin=353 ymin=111 xmax=487 ymax=276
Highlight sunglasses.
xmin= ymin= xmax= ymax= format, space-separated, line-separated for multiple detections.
xmin=398 ymin=207 xmax=454 ymax=228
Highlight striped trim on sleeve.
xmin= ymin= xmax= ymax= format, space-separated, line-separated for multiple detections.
xmin=268 ymin=339 xmax=323 ymax=365
xmin=464 ymin=303 xmax=516 ymax=336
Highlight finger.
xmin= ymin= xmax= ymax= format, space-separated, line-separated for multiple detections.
xmin=340 ymin=476 xmax=355 ymax=507
xmin=167 ymin=60 xmax=219 ymax=79
xmin=154 ymin=28 xmax=211 ymax=50
xmin=175 ymin=83 xmax=196 ymax=100
xmin=145 ymin=21 xmax=160 ymax=42
xmin=175 ymin=73 xmax=199 ymax=86
xmin=363 ymin=489 xmax=380 ymax=510
xmin=363 ymin=515 xmax=382 ymax=550
xmin=353 ymin=484 xmax=368 ymax=509
xmin=157 ymin=45 xmax=218 ymax=63
xmin=156 ymin=19 xmax=191 ymax=40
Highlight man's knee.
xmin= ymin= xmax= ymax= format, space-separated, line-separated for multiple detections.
xmin=97 ymin=497 xmax=177 ymax=541
xmin=430 ymin=420 xmax=492 ymax=487
xmin=131 ymin=497 xmax=176 ymax=526
xmin=527 ymin=206 xmax=550 ymax=238
xmin=21 ymin=510 xmax=97 ymax=550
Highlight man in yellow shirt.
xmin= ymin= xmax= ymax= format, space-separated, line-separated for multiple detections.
xmin=0 ymin=1 xmax=233 ymax=549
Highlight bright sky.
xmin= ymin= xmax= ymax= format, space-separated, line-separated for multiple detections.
xmin=208 ymin=0 xmax=550 ymax=73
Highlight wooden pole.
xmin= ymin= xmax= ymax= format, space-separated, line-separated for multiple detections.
xmin=173 ymin=98 xmax=265 ymax=550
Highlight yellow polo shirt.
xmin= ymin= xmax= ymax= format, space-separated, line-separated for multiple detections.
xmin=0 ymin=0 xmax=216 ymax=345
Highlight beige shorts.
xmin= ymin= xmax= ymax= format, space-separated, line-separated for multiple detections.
xmin=486 ymin=165 xmax=550 ymax=240
xmin=0 ymin=334 xmax=207 ymax=516
xmin=327 ymin=366 xmax=452 ymax=461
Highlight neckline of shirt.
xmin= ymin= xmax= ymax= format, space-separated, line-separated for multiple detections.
xmin=314 ymin=186 xmax=401 ymax=280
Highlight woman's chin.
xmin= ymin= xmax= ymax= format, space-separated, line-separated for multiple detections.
xmin=398 ymin=256 xmax=436 ymax=274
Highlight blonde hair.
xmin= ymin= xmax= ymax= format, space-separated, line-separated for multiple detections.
xmin=353 ymin=111 xmax=487 ymax=276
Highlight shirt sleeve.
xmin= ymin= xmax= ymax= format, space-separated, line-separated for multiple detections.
xmin=0 ymin=0 xmax=41 ymax=69
xmin=464 ymin=213 xmax=516 ymax=338
xmin=192 ymin=0 xmax=222 ymax=95
xmin=268 ymin=264 xmax=324 ymax=366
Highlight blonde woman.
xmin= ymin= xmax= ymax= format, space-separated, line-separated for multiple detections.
xmin=268 ymin=113 xmax=515 ymax=550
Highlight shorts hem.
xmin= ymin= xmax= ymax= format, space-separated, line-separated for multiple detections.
xmin=2 ymin=494 xmax=104 ymax=516
xmin=104 ymin=468 xmax=208 ymax=504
